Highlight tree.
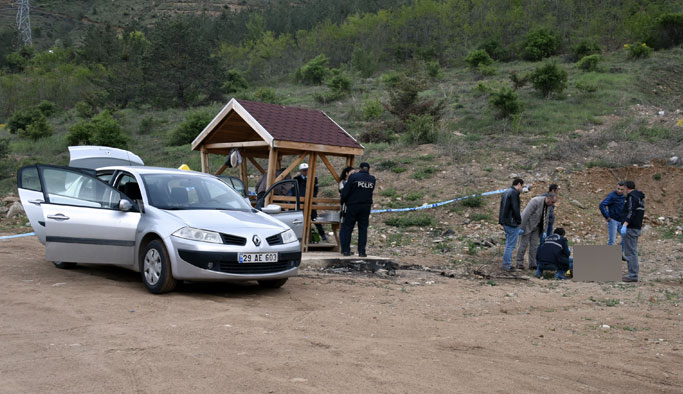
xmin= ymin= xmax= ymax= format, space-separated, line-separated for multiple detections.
xmin=169 ymin=111 xmax=214 ymax=146
xmin=530 ymin=62 xmax=568 ymax=98
xmin=67 ymin=111 xmax=128 ymax=149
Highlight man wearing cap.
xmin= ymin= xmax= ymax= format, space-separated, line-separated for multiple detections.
xmin=340 ymin=162 xmax=376 ymax=257
xmin=294 ymin=163 xmax=327 ymax=242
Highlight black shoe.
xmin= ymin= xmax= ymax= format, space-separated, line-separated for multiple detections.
xmin=622 ymin=276 xmax=638 ymax=283
xmin=359 ymin=253 xmax=367 ymax=257
xmin=342 ymin=252 xmax=351 ymax=256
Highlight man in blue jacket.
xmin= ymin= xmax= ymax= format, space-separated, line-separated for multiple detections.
xmin=620 ymin=181 xmax=645 ymax=282
xmin=599 ymin=181 xmax=625 ymax=246
xmin=498 ymin=178 xmax=524 ymax=271
xmin=535 ymin=227 xmax=571 ymax=279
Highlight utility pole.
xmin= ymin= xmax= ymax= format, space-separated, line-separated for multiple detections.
xmin=16 ymin=0 xmax=32 ymax=46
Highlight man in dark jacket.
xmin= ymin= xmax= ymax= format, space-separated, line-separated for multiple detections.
xmin=498 ymin=178 xmax=524 ymax=271
xmin=620 ymin=181 xmax=645 ymax=282
xmin=340 ymin=162 xmax=376 ymax=257
xmin=599 ymin=181 xmax=625 ymax=246
xmin=535 ymin=228 xmax=571 ymax=279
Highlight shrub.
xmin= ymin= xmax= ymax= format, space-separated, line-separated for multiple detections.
xmin=363 ymin=96 xmax=384 ymax=120
xmin=0 ymin=138 xmax=8 ymax=159
xmin=358 ymin=126 xmax=395 ymax=144
xmin=403 ymin=114 xmax=437 ymax=145
xmin=489 ymin=88 xmax=522 ymax=118
xmin=465 ymin=49 xmax=493 ymax=68
xmin=521 ymin=29 xmax=559 ymax=61
xmin=351 ymin=46 xmax=378 ymax=78
xmin=571 ymin=40 xmax=601 ymax=61
xmin=326 ymin=69 xmax=352 ymax=93
xmin=412 ymin=166 xmax=436 ymax=180
xmin=7 ymin=108 xmax=41 ymax=134
xmin=425 ymin=60 xmax=441 ymax=79
xmin=221 ymin=69 xmax=249 ymax=93
xmin=37 ymin=100 xmax=56 ymax=117
xmin=168 ymin=111 xmax=213 ymax=146
xmin=577 ymin=54 xmax=601 ymax=72
xmin=75 ymin=101 xmax=96 ymax=119
xmin=20 ymin=116 xmax=53 ymax=140
xmin=575 ymin=81 xmax=598 ymax=96
xmin=384 ymin=213 xmax=435 ymax=228
xmin=294 ymin=54 xmax=329 ymax=85
xmin=530 ymin=62 xmax=568 ymax=98
xmin=625 ymin=43 xmax=653 ymax=59
xmin=509 ymin=71 xmax=529 ymax=90
xmin=477 ymin=63 xmax=496 ymax=76
xmin=67 ymin=111 xmax=127 ymax=148
xmin=461 ymin=194 xmax=484 ymax=208
xmin=138 ymin=116 xmax=155 ymax=134
xmin=645 ymin=12 xmax=683 ymax=50
xmin=380 ymin=71 xmax=401 ymax=87
xmin=313 ymin=90 xmax=344 ymax=104
xmin=478 ymin=39 xmax=506 ymax=61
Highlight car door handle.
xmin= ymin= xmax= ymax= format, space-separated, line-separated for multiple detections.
xmin=292 ymin=220 xmax=303 ymax=224
xmin=47 ymin=214 xmax=70 ymax=221
xmin=29 ymin=199 xmax=44 ymax=206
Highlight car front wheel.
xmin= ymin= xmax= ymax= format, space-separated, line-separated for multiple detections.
xmin=141 ymin=240 xmax=177 ymax=294
xmin=257 ymin=278 xmax=288 ymax=289
xmin=53 ymin=261 xmax=77 ymax=269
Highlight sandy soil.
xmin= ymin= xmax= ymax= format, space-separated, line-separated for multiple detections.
xmin=1 ymin=235 xmax=681 ymax=394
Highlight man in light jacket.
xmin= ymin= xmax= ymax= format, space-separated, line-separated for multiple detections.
xmin=516 ymin=193 xmax=557 ymax=270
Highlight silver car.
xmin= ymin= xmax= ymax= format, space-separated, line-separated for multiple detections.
xmin=17 ymin=164 xmax=302 ymax=293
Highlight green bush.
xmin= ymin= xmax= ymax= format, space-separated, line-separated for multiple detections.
xmin=326 ymin=69 xmax=352 ymax=93
xmin=403 ymin=114 xmax=437 ymax=145
xmin=384 ymin=213 xmax=435 ymax=228
xmin=477 ymin=63 xmax=496 ymax=76
xmin=380 ymin=71 xmax=401 ymax=87
xmin=351 ymin=46 xmax=378 ymax=78
xmin=221 ymin=69 xmax=249 ymax=93
xmin=577 ymin=54 xmax=601 ymax=72
xmin=571 ymin=40 xmax=601 ymax=61
xmin=425 ymin=60 xmax=441 ymax=79
xmin=489 ymin=88 xmax=522 ymax=119
xmin=465 ymin=49 xmax=493 ymax=68
xmin=294 ymin=54 xmax=329 ymax=85
xmin=75 ymin=101 xmax=96 ymax=119
xmin=530 ymin=62 xmax=568 ymax=98
xmin=461 ymin=194 xmax=484 ymax=207
xmin=363 ymin=96 xmax=384 ymax=120
xmin=313 ymin=90 xmax=344 ymax=104
xmin=20 ymin=116 xmax=53 ymax=140
xmin=67 ymin=111 xmax=128 ymax=148
xmin=7 ymin=108 xmax=41 ymax=134
xmin=625 ymin=43 xmax=653 ymax=59
xmin=509 ymin=72 xmax=529 ymax=90
xmin=0 ymin=138 xmax=8 ymax=159
xmin=478 ymin=39 xmax=506 ymax=61
xmin=358 ymin=126 xmax=395 ymax=144
xmin=412 ymin=166 xmax=436 ymax=180
xmin=37 ymin=100 xmax=57 ymax=117
xmin=168 ymin=111 xmax=213 ymax=146
xmin=138 ymin=116 xmax=155 ymax=134
xmin=575 ymin=81 xmax=598 ymax=96
xmin=645 ymin=13 xmax=683 ymax=50
xmin=521 ymin=29 xmax=559 ymax=61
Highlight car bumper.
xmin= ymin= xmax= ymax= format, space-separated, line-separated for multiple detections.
xmin=168 ymin=237 xmax=301 ymax=281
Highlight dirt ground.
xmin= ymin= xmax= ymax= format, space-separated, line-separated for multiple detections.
xmin=1 ymin=234 xmax=682 ymax=394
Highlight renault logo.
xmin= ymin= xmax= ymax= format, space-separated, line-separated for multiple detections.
xmin=252 ymin=235 xmax=262 ymax=246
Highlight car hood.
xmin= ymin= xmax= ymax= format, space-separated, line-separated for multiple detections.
xmin=162 ymin=209 xmax=286 ymax=233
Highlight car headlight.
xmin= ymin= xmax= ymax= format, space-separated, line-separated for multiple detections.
xmin=172 ymin=227 xmax=222 ymax=244
xmin=280 ymin=228 xmax=297 ymax=244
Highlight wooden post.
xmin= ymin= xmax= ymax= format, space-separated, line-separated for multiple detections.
xmin=301 ymin=152 xmax=317 ymax=252
xmin=265 ymin=148 xmax=278 ymax=205
xmin=200 ymin=147 xmax=209 ymax=173
xmin=346 ymin=155 xmax=355 ymax=169
xmin=240 ymin=151 xmax=248 ymax=192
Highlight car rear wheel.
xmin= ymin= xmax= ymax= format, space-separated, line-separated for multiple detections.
xmin=141 ymin=240 xmax=177 ymax=294
xmin=257 ymin=278 xmax=288 ymax=289
xmin=53 ymin=261 xmax=77 ymax=269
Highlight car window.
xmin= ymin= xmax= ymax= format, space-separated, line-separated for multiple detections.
xmin=142 ymin=173 xmax=252 ymax=211
xmin=116 ymin=173 xmax=143 ymax=200
xmin=41 ymin=167 xmax=121 ymax=209
xmin=97 ymin=170 xmax=115 ymax=184
xmin=19 ymin=166 xmax=42 ymax=192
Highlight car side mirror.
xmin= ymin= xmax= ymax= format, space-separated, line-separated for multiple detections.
xmin=118 ymin=199 xmax=133 ymax=212
xmin=261 ymin=204 xmax=282 ymax=214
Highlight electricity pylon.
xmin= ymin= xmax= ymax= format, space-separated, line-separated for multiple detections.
xmin=16 ymin=0 xmax=32 ymax=46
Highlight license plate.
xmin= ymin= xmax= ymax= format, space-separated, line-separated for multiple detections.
xmin=238 ymin=252 xmax=278 ymax=263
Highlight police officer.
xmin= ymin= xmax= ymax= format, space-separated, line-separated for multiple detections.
xmin=340 ymin=162 xmax=376 ymax=257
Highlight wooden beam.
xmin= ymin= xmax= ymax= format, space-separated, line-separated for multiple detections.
xmin=247 ymin=156 xmax=265 ymax=174
xmin=273 ymin=152 xmax=307 ymax=184
xmin=205 ymin=141 xmax=269 ymax=149
xmin=265 ymin=148 xmax=278 ymax=205
xmin=301 ymin=152 xmax=317 ymax=252
xmin=273 ymin=140 xmax=363 ymax=156
xmin=319 ymin=153 xmax=340 ymax=184
xmin=214 ymin=164 xmax=228 ymax=176
xmin=200 ymin=148 xmax=209 ymax=173
xmin=346 ymin=155 xmax=355 ymax=168
xmin=240 ymin=151 xmax=248 ymax=192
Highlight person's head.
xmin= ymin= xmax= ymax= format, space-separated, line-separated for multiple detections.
xmin=553 ymin=227 xmax=565 ymax=237
xmin=299 ymin=163 xmax=308 ymax=175
xmin=340 ymin=166 xmax=354 ymax=181
xmin=624 ymin=180 xmax=636 ymax=194
xmin=512 ymin=178 xmax=524 ymax=192
xmin=615 ymin=181 xmax=625 ymax=195
xmin=548 ymin=184 xmax=559 ymax=193
xmin=545 ymin=192 xmax=557 ymax=206
xmin=359 ymin=162 xmax=370 ymax=172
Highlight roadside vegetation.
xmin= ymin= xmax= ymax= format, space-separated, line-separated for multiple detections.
xmin=0 ymin=1 xmax=682 ymax=194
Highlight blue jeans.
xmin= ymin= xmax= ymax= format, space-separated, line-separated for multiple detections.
xmin=607 ymin=219 xmax=622 ymax=246
xmin=502 ymin=225 xmax=520 ymax=269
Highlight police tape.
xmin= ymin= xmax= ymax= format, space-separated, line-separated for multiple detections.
xmin=370 ymin=188 xmax=509 ymax=214
xmin=0 ymin=232 xmax=36 ymax=240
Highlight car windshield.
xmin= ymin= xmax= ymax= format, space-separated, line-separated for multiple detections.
xmin=142 ymin=173 xmax=252 ymax=211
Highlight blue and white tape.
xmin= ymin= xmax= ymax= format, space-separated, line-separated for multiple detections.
xmin=0 ymin=232 xmax=35 ymax=240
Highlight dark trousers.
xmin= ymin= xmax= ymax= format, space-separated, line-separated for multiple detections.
xmin=341 ymin=204 xmax=370 ymax=254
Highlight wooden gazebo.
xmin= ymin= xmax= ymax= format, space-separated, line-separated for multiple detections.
xmin=191 ymin=98 xmax=364 ymax=251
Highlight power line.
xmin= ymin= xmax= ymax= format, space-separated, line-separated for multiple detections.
xmin=16 ymin=0 xmax=32 ymax=46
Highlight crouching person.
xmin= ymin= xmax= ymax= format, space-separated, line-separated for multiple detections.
xmin=535 ymin=228 xmax=571 ymax=280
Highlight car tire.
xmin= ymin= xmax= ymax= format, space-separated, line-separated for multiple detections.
xmin=257 ymin=278 xmax=288 ymax=289
xmin=141 ymin=240 xmax=177 ymax=294
xmin=53 ymin=261 xmax=77 ymax=269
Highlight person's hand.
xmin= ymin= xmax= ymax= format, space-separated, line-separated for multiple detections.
xmin=518 ymin=228 xmax=524 ymax=235
xmin=541 ymin=233 xmax=547 ymax=242
xmin=620 ymin=225 xmax=627 ymax=236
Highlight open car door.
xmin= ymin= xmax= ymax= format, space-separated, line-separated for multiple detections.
xmin=17 ymin=164 xmax=141 ymax=266
xmin=256 ymin=180 xmax=304 ymax=240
